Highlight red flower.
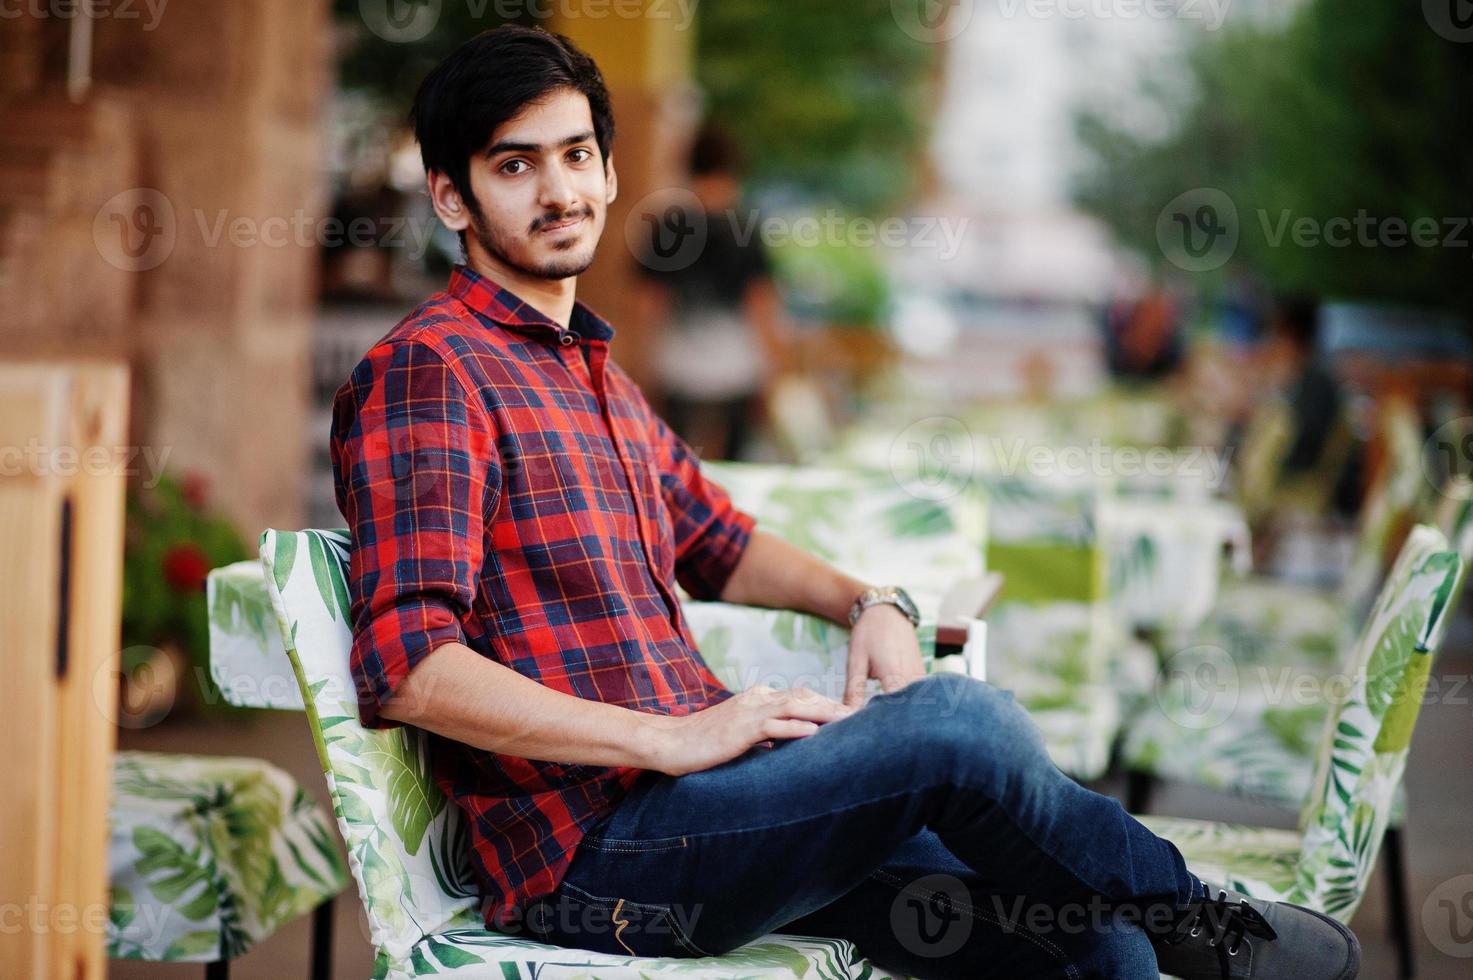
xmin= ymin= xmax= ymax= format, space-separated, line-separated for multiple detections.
xmin=162 ymin=543 xmax=210 ymax=594
xmin=180 ymin=472 xmax=210 ymax=510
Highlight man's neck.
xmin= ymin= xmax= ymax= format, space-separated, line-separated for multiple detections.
xmin=466 ymin=255 xmax=578 ymax=328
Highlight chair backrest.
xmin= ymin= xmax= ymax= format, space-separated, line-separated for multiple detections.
xmin=1291 ymin=524 xmax=1464 ymax=919
xmin=1337 ymin=398 xmax=1429 ymax=616
xmin=700 ymin=461 xmax=987 ymax=605
xmin=689 ymin=462 xmax=983 ymax=699
xmin=258 ymin=528 xmax=478 ymax=962
xmin=1435 ymin=476 xmax=1473 ymax=567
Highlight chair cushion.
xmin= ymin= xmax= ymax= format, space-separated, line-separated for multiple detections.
xmin=107 ymin=750 xmax=349 ymax=962
xmin=373 ymin=918 xmax=886 ymax=979
xmin=1135 ymin=816 xmax=1301 ymax=903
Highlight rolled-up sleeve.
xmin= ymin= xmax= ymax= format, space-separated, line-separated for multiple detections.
xmin=644 ymin=410 xmax=757 ymax=601
xmin=330 ymin=338 xmax=500 ymax=728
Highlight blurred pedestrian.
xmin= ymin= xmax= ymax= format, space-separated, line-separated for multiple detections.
xmin=633 ymin=124 xmax=792 ymax=459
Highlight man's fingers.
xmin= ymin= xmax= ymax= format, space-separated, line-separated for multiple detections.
xmin=760 ymin=718 xmax=820 ymax=740
xmin=771 ymin=690 xmax=853 ymax=724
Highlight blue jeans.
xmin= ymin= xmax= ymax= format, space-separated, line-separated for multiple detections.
xmin=523 ymin=674 xmax=1199 ymax=979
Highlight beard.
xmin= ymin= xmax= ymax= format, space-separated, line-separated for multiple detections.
xmin=468 ymin=203 xmax=597 ymax=281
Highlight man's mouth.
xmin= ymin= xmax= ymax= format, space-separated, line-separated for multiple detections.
xmin=538 ymin=213 xmax=586 ymax=236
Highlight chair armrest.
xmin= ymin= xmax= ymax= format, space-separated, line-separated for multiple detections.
xmin=935 ymin=573 xmax=1004 ymax=651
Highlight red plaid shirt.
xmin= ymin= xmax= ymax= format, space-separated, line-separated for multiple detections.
xmin=330 ymin=265 xmax=755 ymax=928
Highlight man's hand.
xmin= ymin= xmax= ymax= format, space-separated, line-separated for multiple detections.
xmin=644 ymin=686 xmax=853 ymax=777
xmin=844 ymin=604 xmax=926 ymax=708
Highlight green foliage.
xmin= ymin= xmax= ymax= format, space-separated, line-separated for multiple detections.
xmin=1075 ymin=1 xmax=1473 ymax=320
xmin=121 ymin=474 xmax=250 ymax=709
xmin=696 ymin=1 xmax=936 ymax=213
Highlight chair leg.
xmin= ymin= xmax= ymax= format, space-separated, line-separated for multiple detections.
xmin=311 ymin=897 xmax=335 ymax=980
xmin=1383 ymin=826 xmax=1415 ymax=979
xmin=205 ymin=961 xmax=229 ymax=980
xmin=1126 ymin=770 xmax=1157 ymax=814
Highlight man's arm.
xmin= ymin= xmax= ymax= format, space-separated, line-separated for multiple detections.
xmin=381 ymin=640 xmax=853 ymax=777
xmin=716 ymin=528 xmax=870 ymax=625
xmin=715 ymin=528 xmax=927 ymax=706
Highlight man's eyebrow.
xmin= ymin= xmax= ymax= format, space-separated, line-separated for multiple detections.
xmin=483 ymin=130 xmax=596 ymax=158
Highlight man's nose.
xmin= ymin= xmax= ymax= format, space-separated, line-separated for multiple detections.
xmin=538 ymin=165 xmax=577 ymax=211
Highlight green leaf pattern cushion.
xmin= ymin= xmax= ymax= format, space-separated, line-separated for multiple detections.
xmin=107 ymin=750 xmax=349 ymax=962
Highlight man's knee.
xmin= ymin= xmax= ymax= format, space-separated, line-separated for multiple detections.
xmin=871 ymin=674 xmax=1040 ymax=763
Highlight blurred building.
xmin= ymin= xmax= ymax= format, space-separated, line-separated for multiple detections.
xmin=1 ymin=1 xmax=331 ymax=534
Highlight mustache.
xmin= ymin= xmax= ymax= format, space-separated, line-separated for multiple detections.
xmin=531 ymin=206 xmax=594 ymax=233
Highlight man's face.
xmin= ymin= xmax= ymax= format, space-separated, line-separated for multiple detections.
xmin=453 ymin=87 xmax=615 ymax=281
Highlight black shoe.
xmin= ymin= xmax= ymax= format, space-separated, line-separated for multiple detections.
xmin=1150 ymin=883 xmax=1359 ymax=980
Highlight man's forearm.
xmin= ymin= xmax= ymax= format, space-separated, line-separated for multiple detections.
xmin=717 ymin=529 xmax=871 ymax=625
xmin=379 ymin=641 xmax=675 ymax=769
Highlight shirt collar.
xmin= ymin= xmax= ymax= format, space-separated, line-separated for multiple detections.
xmin=448 ymin=264 xmax=615 ymax=346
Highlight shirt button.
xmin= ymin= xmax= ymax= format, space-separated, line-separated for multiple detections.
xmin=560 ymin=332 xmax=579 ymax=347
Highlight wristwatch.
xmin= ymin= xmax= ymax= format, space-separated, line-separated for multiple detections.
xmin=848 ymin=585 xmax=921 ymax=629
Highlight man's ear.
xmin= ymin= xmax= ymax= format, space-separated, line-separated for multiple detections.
xmin=427 ymin=170 xmax=472 ymax=232
xmin=604 ymin=152 xmax=618 ymax=206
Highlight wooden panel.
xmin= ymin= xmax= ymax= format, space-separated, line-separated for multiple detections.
xmin=0 ymin=362 xmax=128 ymax=980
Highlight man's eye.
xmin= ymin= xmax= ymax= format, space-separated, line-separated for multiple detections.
xmin=569 ymin=148 xmax=592 ymax=163
xmin=501 ymin=160 xmax=528 ymax=175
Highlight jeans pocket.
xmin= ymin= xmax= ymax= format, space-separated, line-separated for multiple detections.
xmin=531 ymin=882 xmax=711 ymax=959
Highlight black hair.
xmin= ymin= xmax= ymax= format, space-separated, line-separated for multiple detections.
xmin=688 ymin=122 xmax=744 ymax=178
xmin=411 ymin=25 xmax=615 ymax=216
xmin=1272 ymin=291 xmax=1321 ymax=350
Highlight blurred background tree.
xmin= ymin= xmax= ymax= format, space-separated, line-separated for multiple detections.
xmin=331 ymin=0 xmax=938 ymax=215
xmin=1074 ymin=0 xmax=1473 ymax=323
xmin=695 ymin=0 xmax=935 ymax=213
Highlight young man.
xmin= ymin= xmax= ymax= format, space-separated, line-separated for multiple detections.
xmin=331 ymin=26 xmax=1359 ymax=980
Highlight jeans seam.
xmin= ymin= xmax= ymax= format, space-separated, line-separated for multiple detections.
xmin=867 ymin=868 xmax=1081 ymax=980
xmin=555 ymin=881 xmax=714 ymax=958
xmin=580 ymin=834 xmax=690 ymax=854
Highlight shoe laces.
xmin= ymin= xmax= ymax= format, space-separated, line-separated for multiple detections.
xmin=1167 ymin=888 xmax=1279 ymax=977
